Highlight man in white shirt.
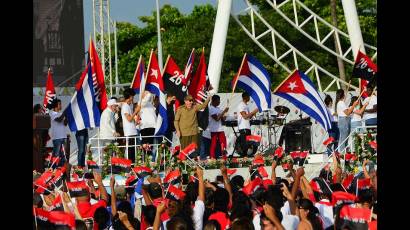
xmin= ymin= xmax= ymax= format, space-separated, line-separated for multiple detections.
xmin=121 ymin=88 xmax=140 ymax=163
xmin=49 ymin=99 xmax=67 ymax=166
xmin=363 ymin=85 xmax=377 ymax=126
xmin=139 ymin=91 xmax=158 ymax=161
xmin=237 ymin=92 xmax=258 ymax=157
xmin=209 ymin=95 xmax=229 ymax=159
xmin=100 ymin=99 xmax=120 ymax=141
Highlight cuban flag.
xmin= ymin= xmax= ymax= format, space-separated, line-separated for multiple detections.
xmin=274 ymin=70 xmax=332 ymax=131
xmin=65 ymin=56 xmax=101 ymax=132
xmin=182 ymin=48 xmax=195 ymax=85
xmin=145 ymin=50 xmax=168 ymax=135
xmin=232 ymin=54 xmax=271 ymax=111
xmin=130 ymin=55 xmax=145 ymax=95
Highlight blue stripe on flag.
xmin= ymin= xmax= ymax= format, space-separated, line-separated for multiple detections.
xmin=276 ymin=92 xmax=330 ymax=131
xmin=65 ymin=105 xmax=78 ymax=131
xmin=146 ymin=84 xmax=168 ymax=135
xmin=247 ymin=55 xmax=271 ymax=84
xmin=76 ymin=83 xmax=91 ymax=128
xmin=88 ymin=70 xmax=101 ymax=127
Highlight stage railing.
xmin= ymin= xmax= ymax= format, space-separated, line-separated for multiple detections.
xmin=88 ymin=135 xmax=172 ymax=167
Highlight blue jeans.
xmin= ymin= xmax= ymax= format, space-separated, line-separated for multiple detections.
xmin=351 ymin=121 xmax=363 ymax=133
xmin=327 ymin=121 xmax=339 ymax=155
xmin=76 ymin=129 xmax=89 ymax=167
xmin=365 ymin=118 xmax=377 ymax=126
xmin=338 ymin=116 xmax=351 ymax=152
xmin=52 ymin=138 xmax=66 ymax=166
xmin=200 ymin=136 xmax=211 ymax=160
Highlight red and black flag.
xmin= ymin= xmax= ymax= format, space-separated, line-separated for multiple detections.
xmin=163 ymin=55 xmax=188 ymax=107
xmin=49 ymin=168 xmax=65 ymax=189
xmin=352 ymin=51 xmax=377 ymax=97
xmin=227 ymin=168 xmax=237 ymax=177
xmin=282 ymin=163 xmax=291 ymax=172
xmin=164 ymin=169 xmax=181 ymax=185
xmin=273 ymin=146 xmax=284 ymax=161
xmin=342 ymin=174 xmax=355 ymax=191
xmin=246 ymin=135 xmax=262 ymax=143
xmin=34 ymin=171 xmax=54 ymax=195
xmin=111 ymin=157 xmax=132 ymax=174
xmin=49 ymin=211 xmax=76 ymax=230
xmin=290 ymin=151 xmax=301 ymax=166
xmin=323 ymin=136 xmax=335 ymax=146
xmin=87 ymin=160 xmax=99 ymax=169
xmin=49 ymin=193 xmax=64 ymax=211
xmin=252 ymin=156 xmax=265 ymax=167
xmin=34 ymin=207 xmax=52 ymax=228
xmin=66 ymin=181 xmax=89 ymax=197
xmin=262 ymin=179 xmax=274 ymax=190
xmin=178 ymin=143 xmax=198 ymax=161
xmin=337 ymin=205 xmax=371 ymax=230
xmin=344 ymin=153 xmax=357 ymax=168
xmin=242 ymin=177 xmax=262 ymax=196
xmin=125 ymin=175 xmax=138 ymax=187
xmin=357 ymin=178 xmax=371 ymax=191
xmin=133 ymin=166 xmax=152 ymax=178
xmin=256 ymin=166 xmax=269 ymax=179
xmin=166 ymin=184 xmax=186 ymax=201
xmin=299 ymin=151 xmax=309 ymax=166
xmin=331 ymin=191 xmax=357 ymax=208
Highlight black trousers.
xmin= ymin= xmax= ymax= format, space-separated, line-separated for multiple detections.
xmin=140 ymin=128 xmax=156 ymax=145
xmin=238 ymin=129 xmax=251 ymax=156
xmin=126 ymin=135 xmax=136 ymax=163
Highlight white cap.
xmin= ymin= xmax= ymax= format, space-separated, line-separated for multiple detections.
xmin=107 ymin=99 xmax=118 ymax=106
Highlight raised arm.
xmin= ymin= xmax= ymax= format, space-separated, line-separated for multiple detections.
xmin=343 ymin=100 xmax=359 ymax=116
xmin=195 ymin=95 xmax=212 ymax=111
xmin=291 ymin=168 xmax=304 ymax=200
xmin=153 ymin=202 xmax=166 ymax=230
xmin=197 ymin=167 xmax=205 ymax=201
xmin=271 ymin=160 xmax=277 ymax=184
xmin=362 ymin=159 xmax=371 ymax=179
xmin=220 ymin=165 xmax=233 ymax=204
xmin=281 ymin=183 xmax=297 ymax=215
xmin=93 ymin=171 xmax=108 ymax=203
xmin=212 ymin=107 xmax=229 ymax=121
xmin=263 ymin=203 xmax=285 ymax=230
xmin=354 ymin=101 xmax=369 ymax=116
xmin=110 ymin=175 xmax=117 ymax=216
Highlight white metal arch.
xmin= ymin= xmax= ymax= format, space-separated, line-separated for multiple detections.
xmin=232 ymin=2 xmax=358 ymax=92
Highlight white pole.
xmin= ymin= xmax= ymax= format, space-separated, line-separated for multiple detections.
xmin=100 ymin=0 xmax=105 ymax=79
xmin=114 ymin=21 xmax=119 ymax=97
xmin=341 ymin=0 xmax=366 ymax=58
xmin=107 ymin=0 xmax=113 ymax=97
xmin=155 ymin=0 xmax=163 ymax=71
xmin=207 ymin=0 xmax=233 ymax=93
xmin=92 ymin=0 xmax=96 ymax=44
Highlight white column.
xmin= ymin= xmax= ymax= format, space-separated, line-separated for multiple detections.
xmin=114 ymin=21 xmax=119 ymax=97
xmin=156 ymin=0 xmax=163 ymax=71
xmin=341 ymin=0 xmax=366 ymax=57
xmin=207 ymin=0 xmax=233 ymax=93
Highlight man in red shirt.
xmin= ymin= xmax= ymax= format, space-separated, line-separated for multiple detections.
xmin=75 ymin=171 xmax=109 ymax=219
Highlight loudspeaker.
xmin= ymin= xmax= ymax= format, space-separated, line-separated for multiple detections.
xmin=280 ymin=120 xmax=312 ymax=152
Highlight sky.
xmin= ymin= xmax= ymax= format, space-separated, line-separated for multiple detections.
xmin=82 ymin=0 xmax=247 ymax=50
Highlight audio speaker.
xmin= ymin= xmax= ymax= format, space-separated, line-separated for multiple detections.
xmin=280 ymin=121 xmax=312 ymax=152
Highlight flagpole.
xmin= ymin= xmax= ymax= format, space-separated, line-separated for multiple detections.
xmin=184 ymin=48 xmax=195 ymax=79
xmin=161 ymin=55 xmax=171 ymax=76
xmin=139 ymin=50 xmax=154 ymax=105
xmin=33 ymin=206 xmax=38 ymax=230
xmin=130 ymin=55 xmax=142 ymax=89
xmin=229 ymin=53 xmax=247 ymax=105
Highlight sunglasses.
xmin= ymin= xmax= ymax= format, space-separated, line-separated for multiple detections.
xmin=186 ymin=99 xmax=193 ymax=102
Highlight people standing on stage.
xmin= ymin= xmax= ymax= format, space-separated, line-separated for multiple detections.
xmin=139 ymin=91 xmax=157 ymax=161
xmin=324 ymin=95 xmax=339 ymax=154
xmin=164 ymin=92 xmax=177 ymax=147
xmin=100 ymin=99 xmax=120 ymax=143
xmin=75 ymin=128 xmax=88 ymax=167
xmin=174 ymin=94 xmax=211 ymax=149
xmin=121 ymin=88 xmax=140 ymax=163
xmin=209 ymin=95 xmax=229 ymax=159
xmin=49 ymin=99 xmax=67 ymax=166
xmin=237 ymin=92 xmax=259 ymax=157
xmin=363 ymin=84 xmax=377 ymax=126
xmin=349 ymin=96 xmax=369 ymax=133
xmin=335 ymin=89 xmax=358 ymax=152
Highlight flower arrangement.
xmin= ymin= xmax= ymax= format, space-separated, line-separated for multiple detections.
xmin=344 ymin=130 xmax=377 ymax=173
xmin=101 ymin=142 xmax=124 ymax=178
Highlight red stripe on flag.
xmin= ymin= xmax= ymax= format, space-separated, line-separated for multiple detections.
xmin=164 ymin=169 xmax=181 ymax=184
xmin=323 ymin=137 xmax=335 ymax=146
xmin=166 ymin=184 xmax=186 ymax=201
xmin=246 ymin=135 xmax=262 ymax=143
xmin=49 ymin=211 xmax=76 ymax=229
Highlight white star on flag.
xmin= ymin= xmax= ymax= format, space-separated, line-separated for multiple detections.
xmin=288 ymin=81 xmax=298 ymax=91
xmin=151 ymin=69 xmax=158 ymax=79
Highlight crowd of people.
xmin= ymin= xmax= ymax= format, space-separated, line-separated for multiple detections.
xmin=33 ymin=86 xmax=377 ymax=229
